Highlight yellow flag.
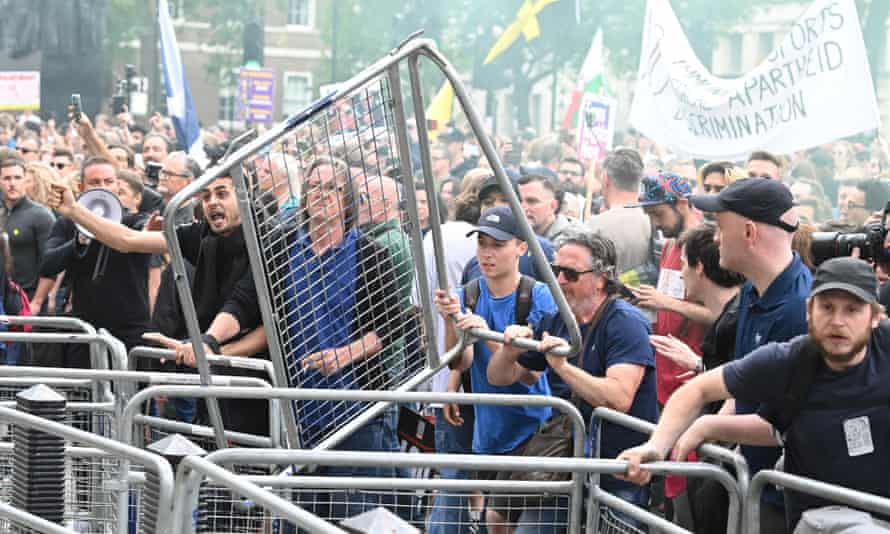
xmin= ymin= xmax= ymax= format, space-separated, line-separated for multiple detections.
xmin=483 ymin=0 xmax=558 ymax=65
xmin=426 ymin=81 xmax=454 ymax=139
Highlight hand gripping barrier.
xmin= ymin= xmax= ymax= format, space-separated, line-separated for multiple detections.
xmin=160 ymin=36 xmax=582 ymax=452
xmin=747 ymin=470 xmax=890 ymax=534
xmin=591 ymin=407 xmax=749 ymax=534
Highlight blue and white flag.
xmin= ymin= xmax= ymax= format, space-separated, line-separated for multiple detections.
xmin=158 ymin=0 xmax=206 ymax=166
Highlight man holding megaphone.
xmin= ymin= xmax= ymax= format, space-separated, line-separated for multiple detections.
xmin=47 ymin=165 xmax=269 ymax=436
xmin=39 ymin=156 xmax=153 ymax=368
xmin=46 ymin=165 xmax=262 ymax=371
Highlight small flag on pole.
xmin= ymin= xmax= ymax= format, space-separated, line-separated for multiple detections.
xmin=159 ymin=0 xmax=206 ymax=166
xmin=561 ymin=28 xmax=608 ymax=130
xmin=483 ymin=0 xmax=558 ymax=65
xmin=426 ymin=81 xmax=454 ymax=139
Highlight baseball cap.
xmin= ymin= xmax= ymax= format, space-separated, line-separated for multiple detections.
xmin=690 ymin=177 xmax=798 ymax=232
xmin=478 ymin=174 xmax=520 ymax=201
xmin=627 ymin=172 xmax=692 ymax=208
xmin=439 ymin=127 xmax=466 ymax=143
xmin=467 ymin=205 xmax=524 ymax=242
xmin=810 ymin=257 xmax=878 ymax=303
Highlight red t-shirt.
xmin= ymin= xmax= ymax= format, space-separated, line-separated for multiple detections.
xmin=654 ymin=240 xmax=706 ymax=403
xmin=653 ymin=240 xmax=706 ymax=498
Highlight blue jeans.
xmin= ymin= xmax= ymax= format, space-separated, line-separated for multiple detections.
xmin=277 ymin=408 xmax=401 ymax=533
xmin=428 ymin=407 xmax=475 ymax=534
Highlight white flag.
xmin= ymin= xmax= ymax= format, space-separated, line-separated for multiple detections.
xmin=629 ymin=0 xmax=880 ymax=159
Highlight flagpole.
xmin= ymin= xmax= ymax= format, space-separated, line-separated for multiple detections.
xmin=152 ymin=0 xmax=162 ymax=112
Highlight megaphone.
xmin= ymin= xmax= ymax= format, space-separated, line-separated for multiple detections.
xmin=75 ymin=188 xmax=123 ymax=239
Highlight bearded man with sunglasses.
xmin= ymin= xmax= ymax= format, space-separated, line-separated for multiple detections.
xmin=488 ymin=224 xmax=657 ymax=516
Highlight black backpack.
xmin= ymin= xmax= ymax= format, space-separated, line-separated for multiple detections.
xmin=457 ymin=275 xmax=536 ymax=395
xmin=462 ymin=275 xmax=536 ymax=326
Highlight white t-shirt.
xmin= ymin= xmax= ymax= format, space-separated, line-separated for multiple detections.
xmin=413 ymin=221 xmax=477 ymax=394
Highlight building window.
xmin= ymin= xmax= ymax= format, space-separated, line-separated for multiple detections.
xmin=758 ymin=32 xmax=775 ymax=61
xmin=168 ymin=0 xmax=185 ymax=19
xmin=288 ymin=0 xmax=312 ymax=27
xmin=219 ymin=94 xmax=237 ymax=123
xmin=282 ymin=72 xmax=313 ymax=117
xmin=729 ymin=34 xmax=744 ymax=75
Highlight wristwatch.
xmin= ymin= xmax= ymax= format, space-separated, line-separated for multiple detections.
xmin=694 ymin=358 xmax=705 ymax=374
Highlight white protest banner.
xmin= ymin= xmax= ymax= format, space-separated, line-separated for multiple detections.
xmin=0 ymin=72 xmax=40 ymax=111
xmin=629 ymin=0 xmax=880 ymax=160
xmin=576 ymin=93 xmax=616 ymax=161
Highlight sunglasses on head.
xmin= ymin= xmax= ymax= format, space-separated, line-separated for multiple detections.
xmin=550 ymin=264 xmax=595 ymax=282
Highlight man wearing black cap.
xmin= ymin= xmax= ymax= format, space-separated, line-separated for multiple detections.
xmin=460 ymin=174 xmax=555 ymax=285
xmin=435 ymin=205 xmax=557 ymax=532
xmin=439 ymin=127 xmax=477 ymax=181
xmin=618 ymin=257 xmax=890 ymax=531
xmin=677 ymin=177 xmax=811 ymax=531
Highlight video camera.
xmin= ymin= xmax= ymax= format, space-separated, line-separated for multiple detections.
xmin=811 ymin=200 xmax=890 ymax=265
xmin=111 ymin=65 xmax=138 ymax=115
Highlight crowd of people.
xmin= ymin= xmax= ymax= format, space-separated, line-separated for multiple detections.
xmin=0 ymin=100 xmax=889 ymax=533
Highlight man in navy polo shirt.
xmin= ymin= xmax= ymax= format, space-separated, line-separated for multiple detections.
xmin=647 ymin=178 xmax=810 ymax=531
xmin=618 ymin=257 xmax=890 ymax=531
xmin=488 ymin=224 xmax=657 ymax=520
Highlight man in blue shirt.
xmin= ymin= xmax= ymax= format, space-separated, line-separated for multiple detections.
xmin=618 ymin=257 xmax=890 ymax=532
xmin=685 ymin=178 xmax=811 ymax=532
xmin=488 ymin=224 xmax=657 ymax=517
xmin=435 ymin=205 xmax=556 ymax=532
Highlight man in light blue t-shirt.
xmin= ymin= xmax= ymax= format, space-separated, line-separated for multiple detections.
xmin=435 ymin=205 xmax=556 ymax=530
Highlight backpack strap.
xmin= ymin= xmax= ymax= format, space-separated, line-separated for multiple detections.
xmin=514 ymin=275 xmax=536 ymax=326
xmin=773 ymin=337 xmax=823 ymax=434
xmin=462 ymin=278 xmax=481 ymax=314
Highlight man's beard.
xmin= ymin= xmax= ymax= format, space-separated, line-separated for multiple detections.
xmin=661 ymin=212 xmax=686 ymax=239
xmin=809 ymin=323 xmax=871 ymax=365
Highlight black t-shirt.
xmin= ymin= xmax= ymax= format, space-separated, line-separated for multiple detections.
xmin=41 ymin=214 xmax=150 ymax=342
xmin=723 ymin=322 xmax=890 ymax=527
xmin=4 ymin=197 xmax=55 ymax=292
xmin=700 ymin=294 xmax=739 ymax=372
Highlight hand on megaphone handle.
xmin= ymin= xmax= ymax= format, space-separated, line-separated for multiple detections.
xmin=49 ymin=183 xmax=76 ymax=216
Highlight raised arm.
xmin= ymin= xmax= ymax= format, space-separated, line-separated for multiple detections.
xmin=48 ymin=182 xmax=168 ymax=255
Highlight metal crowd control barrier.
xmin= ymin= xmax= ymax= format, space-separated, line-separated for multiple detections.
xmin=592 ymin=406 xmax=750 ymax=534
xmin=173 ymin=454 xmax=347 ymax=534
xmin=0 ymin=500 xmax=78 ymax=533
xmin=0 ymin=317 xmax=128 ymax=406
xmin=122 ymin=384 xmax=281 ymax=451
xmin=747 ymin=470 xmax=890 ymax=534
xmin=0 ymin=368 xmax=268 ymax=534
xmin=122 ymin=388 xmax=585 ymax=531
xmin=181 ymin=449 xmax=740 ymax=534
xmin=161 ymin=36 xmax=582 ymax=451
xmin=128 ymin=346 xmax=276 ymax=384
xmin=0 ymin=404 xmax=174 ymax=534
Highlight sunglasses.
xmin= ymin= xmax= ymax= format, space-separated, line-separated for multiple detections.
xmin=51 ymin=162 xmax=69 ymax=170
xmin=18 ymin=147 xmax=36 ymax=154
xmin=550 ymin=264 xmax=595 ymax=282
xmin=703 ymin=184 xmax=724 ymax=193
